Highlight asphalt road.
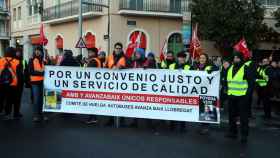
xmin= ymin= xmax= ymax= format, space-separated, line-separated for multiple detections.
xmin=0 ymin=89 xmax=280 ymax=158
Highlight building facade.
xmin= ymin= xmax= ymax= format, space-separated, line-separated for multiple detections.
xmin=10 ymin=0 xmax=43 ymax=60
xmin=0 ymin=0 xmax=10 ymax=56
xmin=9 ymin=0 xmax=280 ymax=59
xmin=41 ymin=0 xmax=194 ymax=58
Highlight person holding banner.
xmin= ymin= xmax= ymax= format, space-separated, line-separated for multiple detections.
xmin=191 ymin=53 xmax=219 ymax=135
xmin=106 ymin=42 xmax=127 ymax=127
xmin=106 ymin=43 xmax=126 ymax=69
xmin=169 ymin=51 xmax=191 ymax=132
xmin=84 ymin=47 xmax=101 ymax=124
xmin=160 ymin=51 xmax=175 ymax=69
xmin=98 ymin=51 xmax=107 ymax=68
xmin=29 ymin=47 xmax=47 ymax=122
xmin=225 ymin=51 xmax=252 ymax=144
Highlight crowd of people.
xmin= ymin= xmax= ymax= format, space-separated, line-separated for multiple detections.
xmin=0 ymin=42 xmax=280 ymax=144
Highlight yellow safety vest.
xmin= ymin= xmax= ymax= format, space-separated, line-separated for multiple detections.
xmin=169 ymin=63 xmax=190 ymax=70
xmin=256 ymin=67 xmax=268 ymax=87
xmin=227 ymin=64 xmax=248 ymax=96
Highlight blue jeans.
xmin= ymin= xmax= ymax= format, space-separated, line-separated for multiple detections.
xmin=31 ymin=83 xmax=44 ymax=117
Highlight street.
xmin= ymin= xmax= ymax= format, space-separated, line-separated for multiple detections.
xmin=0 ymin=89 xmax=280 ymax=158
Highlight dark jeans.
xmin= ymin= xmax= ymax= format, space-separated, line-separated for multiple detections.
xmin=228 ymin=95 xmax=249 ymax=137
xmin=258 ymin=86 xmax=271 ymax=118
xmin=31 ymin=83 xmax=44 ymax=117
xmin=1 ymin=85 xmax=16 ymax=115
xmin=14 ymin=84 xmax=24 ymax=116
xmin=0 ymin=85 xmax=4 ymax=113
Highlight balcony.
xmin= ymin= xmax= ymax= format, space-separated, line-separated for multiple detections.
xmin=42 ymin=0 xmax=104 ymax=24
xmin=0 ymin=31 xmax=9 ymax=39
xmin=263 ymin=5 xmax=280 ymax=18
xmin=119 ymin=0 xmax=191 ymax=18
xmin=0 ymin=5 xmax=8 ymax=14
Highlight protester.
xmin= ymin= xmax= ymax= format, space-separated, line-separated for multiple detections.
xmin=60 ymin=50 xmax=80 ymax=67
xmin=169 ymin=51 xmax=191 ymax=132
xmin=0 ymin=55 xmax=4 ymax=116
xmin=106 ymin=42 xmax=127 ymax=127
xmin=129 ymin=48 xmax=147 ymax=128
xmin=256 ymin=57 xmax=272 ymax=119
xmin=0 ymin=47 xmax=22 ymax=120
xmin=84 ymin=47 xmax=102 ymax=124
xmin=106 ymin=42 xmax=126 ymax=69
xmin=98 ymin=51 xmax=107 ymax=68
xmin=13 ymin=48 xmax=28 ymax=119
xmin=144 ymin=52 xmax=157 ymax=69
xmin=244 ymin=56 xmax=257 ymax=118
xmin=191 ymin=53 xmax=218 ymax=135
xmin=220 ymin=59 xmax=231 ymax=111
xmin=29 ymin=47 xmax=46 ymax=122
xmin=225 ymin=51 xmax=252 ymax=144
xmin=131 ymin=48 xmax=146 ymax=68
xmin=160 ymin=51 xmax=175 ymax=69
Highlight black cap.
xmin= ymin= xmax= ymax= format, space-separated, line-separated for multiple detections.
xmin=233 ymin=51 xmax=244 ymax=60
xmin=4 ymin=47 xmax=16 ymax=57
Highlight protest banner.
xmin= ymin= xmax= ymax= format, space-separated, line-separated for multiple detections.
xmin=43 ymin=66 xmax=220 ymax=124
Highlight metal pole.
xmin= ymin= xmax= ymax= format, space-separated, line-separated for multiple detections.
xmin=79 ymin=0 xmax=83 ymax=56
xmin=107 ymin=0 xmax=111 ymax=55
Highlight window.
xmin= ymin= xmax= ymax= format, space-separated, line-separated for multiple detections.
xmin=129 ymin=31 xmax=147 ymax=49
xmin=0 ymin=22 xmax=5 ymax=33
xmin=18 ymin=7 xmax=21 ymax=20
xmin=28 ymin=0 xmax=40 ymax=15
xmin=13 ymin=8 xmax=16 ymax=21
xmin=259 ymin=0 xmax=280 ymax=6
xmin=168 ymin=33 xmax=183 ymax=55
xmin=0 ymin=0 xmax=4 ymax=10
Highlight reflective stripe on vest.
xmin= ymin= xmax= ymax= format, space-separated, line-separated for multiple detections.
xmin=0 ymin=57 xmax=19 ymax=86
xmin=169 ymin=63 xmax=190 ymax=70
xmin=196 ymin=65 xmax=212 ymax=71
xmin=227 ymin=65 xmax=248 ymax=96
xmin=30 ymin=58 xmax=44 ymax=82
xmin=161 ymin=61 xmax=167 ymax=69
xmin=244 ymin=60 xmax=252 ymax=66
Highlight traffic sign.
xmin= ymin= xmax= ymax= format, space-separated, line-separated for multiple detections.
xmin=75 ymin=37 xmax=87 ymax=48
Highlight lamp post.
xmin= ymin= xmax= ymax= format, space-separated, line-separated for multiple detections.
xmin=79 ymin=0 xmax=111 ymax=58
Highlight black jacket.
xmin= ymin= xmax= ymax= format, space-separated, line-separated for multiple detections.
xmin=60 ymin=57 xmax=80 ymax=67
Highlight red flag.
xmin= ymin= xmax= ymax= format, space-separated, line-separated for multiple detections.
xmin=125 ymin=32 xmax=142 ymax=58
xmin=39 ymin=24 xmax=48 ymax=46
xmin=160 ymin=39 xmax=168 ymax=62
xmin=234 ymin=38 xmax=251 ymax=60
xmin=190 ymin=23 xmax=202 ymax=60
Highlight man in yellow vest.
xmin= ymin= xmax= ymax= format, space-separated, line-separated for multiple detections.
xmin=160 ymin=51 xmax=175 ymax=69
xmin=256 ymin=57 xmax=271 ymax=119
xmin=225 ymin=51 xmax=252 ymax=144
xmin=169 ymin=51 xmax=190 ymax=132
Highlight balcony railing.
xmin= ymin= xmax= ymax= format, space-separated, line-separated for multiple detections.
xmin=119 ymin=0 xmax=190 ymax=14
xmin=0 ymin=31 xmax=9 ymax=38
xmin=0 ymin=5 xmax=8 ymax=13
xmin=42 ymin=0 xmax=103 ymax=21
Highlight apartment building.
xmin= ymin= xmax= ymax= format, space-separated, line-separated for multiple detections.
xmin=41 ymin=0 xmax=193 ymax=58
xmin=10 ymin=0 xmax=43 ymax=59
xmin=0 ymin=0 xmax=10 ymax=56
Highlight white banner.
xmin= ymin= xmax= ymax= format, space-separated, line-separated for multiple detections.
xmin=43 ymin=66 xmax=221 ymax=124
